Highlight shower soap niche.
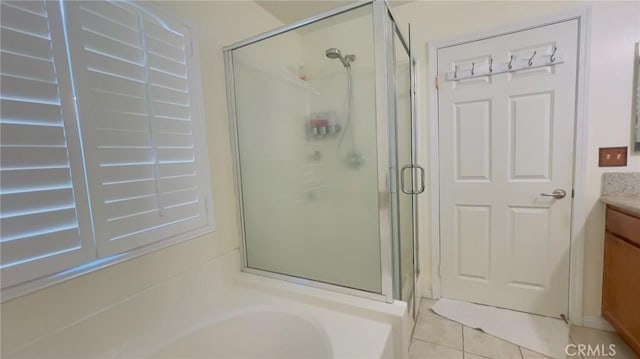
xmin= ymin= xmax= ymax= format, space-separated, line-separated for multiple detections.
xmin=306 ymin=111 xmax=341 ymax=140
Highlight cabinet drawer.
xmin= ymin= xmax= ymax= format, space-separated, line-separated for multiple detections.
xmin=606 ymin=207 xmax=640 ymax=246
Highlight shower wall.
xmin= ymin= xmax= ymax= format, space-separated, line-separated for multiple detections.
xmin=232 ymin=5 xmax=382 ymax=293
xmin=300 ymin=15 xmax=414 ymax=300
xmin=298 ymin=12 xmax=380 ymax=290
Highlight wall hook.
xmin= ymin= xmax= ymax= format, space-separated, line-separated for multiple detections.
xmin=508 ymin=55 xmax=515 ymax=70
xmin=550 ymin=46 xmax=557 ymax=62
xmin=528 ymin=51 xmax=537 ymax=66
xmin=471 ymin=62 xmax=475 ymax=76
xmin=454 ymin=65 xmax=458 ymax=79
xmin=489 ymin=57 xmax=494 ymax=73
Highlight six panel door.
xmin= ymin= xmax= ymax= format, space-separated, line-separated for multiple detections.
xmin=437 ymin=20 xmax=579 ymax=318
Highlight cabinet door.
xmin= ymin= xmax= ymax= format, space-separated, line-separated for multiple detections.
xmin=602 ymin=233 xmax=640 ymax=355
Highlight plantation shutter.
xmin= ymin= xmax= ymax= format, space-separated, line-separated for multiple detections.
xmin=0 ymin=1 xmax=94 ymax=288
xmin=63 ymin=1 xmax=211 ymax=256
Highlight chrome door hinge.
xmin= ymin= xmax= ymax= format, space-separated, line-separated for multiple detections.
xmin=571 ymin=189 xmax=575 ymax=198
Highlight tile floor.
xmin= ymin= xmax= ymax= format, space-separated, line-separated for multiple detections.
xmin=410 ymin=298 xmax=638 ymax=359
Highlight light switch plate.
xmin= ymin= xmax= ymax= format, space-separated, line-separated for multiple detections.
xmin=599 ymin=147 xmax=628 ymax=167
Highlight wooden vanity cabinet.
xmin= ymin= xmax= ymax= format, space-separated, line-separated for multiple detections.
xmin=602 ymin=205 xmax=640 ymax=356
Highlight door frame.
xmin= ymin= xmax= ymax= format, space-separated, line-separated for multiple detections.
xmin=426 ymin=8 xmax=591 ymax=326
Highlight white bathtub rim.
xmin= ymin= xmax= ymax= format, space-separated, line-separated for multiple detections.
xmin=146 ymin=306 xmax=335 ymax=358
xmin=234 ymin=271 xmax=407 ymax=319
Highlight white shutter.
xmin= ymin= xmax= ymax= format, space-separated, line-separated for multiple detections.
xmin=0 ymin=1 xmax=94 ymax=288
xmin=64 ymin=1 xmax=212 ymax=256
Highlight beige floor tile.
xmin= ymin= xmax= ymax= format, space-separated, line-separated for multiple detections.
xmin=464 ymin=352 xmax=489 ymax=359
xmin=520 ymin=346 xmax=552 ymax=359
xmin=413 ymin=313 xmax=463 ymax=350
xmin=463 ymin=326 xmax=522 ymax=359
xmin=520 ymin=346 xmax=580 ymax=359
xmin=419 ymin=298 xmax=438 ymax=317
xmin=570 ymin=326 xmax=637 ymax=359
xmin=410 ymin=339 xmax=464 ymax=359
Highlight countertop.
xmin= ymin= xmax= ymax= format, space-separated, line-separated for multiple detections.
xmin=600 ymin=172 xmax=640 ymax=216
xmin=600 ymin=193 xmax=640 ymax=217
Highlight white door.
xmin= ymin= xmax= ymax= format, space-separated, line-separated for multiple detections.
xmin=437 ymin=20 xmax=579 ymax=318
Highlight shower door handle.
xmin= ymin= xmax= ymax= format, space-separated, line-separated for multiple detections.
xmin=401 ymin=165 xmax=426 ymax=195
xmin=415 ymin=165 xmax=425 ymax=194
xmin=401 ymin=165 xmax=413 ymax=194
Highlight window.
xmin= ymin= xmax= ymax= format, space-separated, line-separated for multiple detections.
xmin=0 ymin=0 xmax=212 ymax=292
xmin=0 ymin=1 xmax=94 ymax=288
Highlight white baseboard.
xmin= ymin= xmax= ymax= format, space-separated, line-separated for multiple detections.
xmin=581 ymin=316 xmax=615 ymax=332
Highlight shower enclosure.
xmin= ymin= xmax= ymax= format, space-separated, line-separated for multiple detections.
xmin=224 ymin=1 xmax=422 ymax=313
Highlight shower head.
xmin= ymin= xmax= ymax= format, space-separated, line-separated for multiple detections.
xmin=325 ymin=48 xmax=342 ymax=59
xmin=325 ymin=47 xmax=355 ymax=68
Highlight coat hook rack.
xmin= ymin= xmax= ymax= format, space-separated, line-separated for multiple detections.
xmin=444 ymin=49 xmax=565 ymax=82
xmin=508 ymin=55 xmax=515 ymax=70
xmin=528 ymin=51 xmax=537 ymax=66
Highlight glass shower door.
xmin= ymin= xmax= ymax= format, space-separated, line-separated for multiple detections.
xmin=395 ymin=31 xmax=415 ymax=305
xmin=387 ymin=10 xmax=420 ymax=315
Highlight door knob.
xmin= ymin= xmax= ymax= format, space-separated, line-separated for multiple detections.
xmin=540 ymin=189 xmax=567 ymax=199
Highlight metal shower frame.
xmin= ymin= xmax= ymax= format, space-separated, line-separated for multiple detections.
xmin=222 ymin=0 xmax=417 ymax=305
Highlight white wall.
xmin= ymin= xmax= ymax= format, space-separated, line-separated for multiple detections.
xmin=392 ymin=0 xmax=640 ymax=319
xmin=0 ymin=1 xmax=285 ymax=355
xmin=581 ymin=0 xmax=640 ymax=321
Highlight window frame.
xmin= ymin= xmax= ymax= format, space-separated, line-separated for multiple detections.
xmin=1 ymin=0 xmax=214 ymax=302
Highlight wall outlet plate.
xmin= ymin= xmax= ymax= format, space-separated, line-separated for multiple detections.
xmin=599 ymin=147 xmax=628 ymax=167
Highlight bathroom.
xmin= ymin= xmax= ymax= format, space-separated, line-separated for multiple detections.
xmin=1 ymin=0 xmax=639 ymax=358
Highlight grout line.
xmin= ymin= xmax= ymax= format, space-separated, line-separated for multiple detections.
xmin=518 ymin=345 xmax=524 ymax=359
xmin=411 ymin=337 xmax=464 ymax=353
xmin=462 ymin=323 xmax=465 ymax=353
xmin=568 ymin=336 xmax=584 ymax=359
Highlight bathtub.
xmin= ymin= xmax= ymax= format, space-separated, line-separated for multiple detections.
xmin=145 ymin=273 xmax=404 ymax=359
xmin=5 ymin=251 xmax=409 ymax=359
xmin=150 ymin=311 xmax=333 ymax=359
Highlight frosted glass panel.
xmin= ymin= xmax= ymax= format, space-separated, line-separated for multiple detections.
xmin=231 ymin=6 xmax=381 ymax=293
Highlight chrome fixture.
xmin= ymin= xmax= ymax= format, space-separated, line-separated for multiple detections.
xmin=325 ymin=47 xmax=356 ymax=68
xmin=326 ymin=47 xmax=363 ymax=169
xmin=541 ymin=189 xmax=567 ymax=199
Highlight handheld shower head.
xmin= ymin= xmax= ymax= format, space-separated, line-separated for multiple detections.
xmin=325 ymin=47 xmax=355 ymax=68
xmin=325 ymin=48 xmax=342 ymax=59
